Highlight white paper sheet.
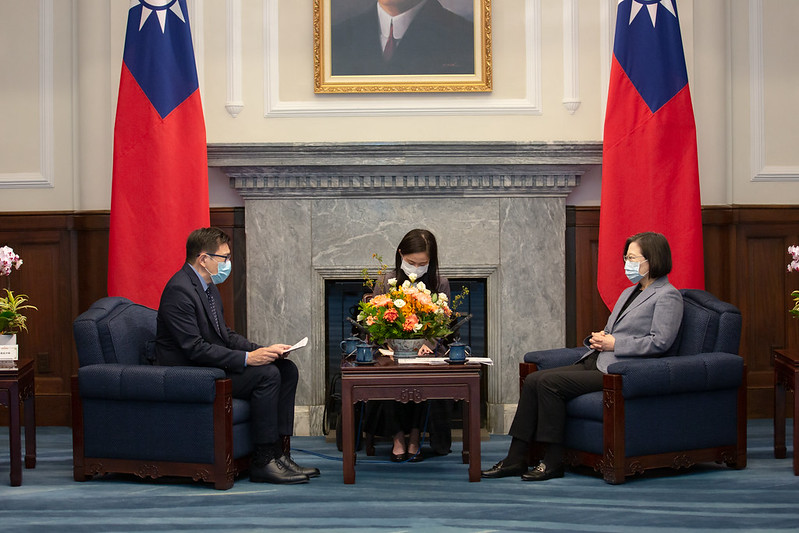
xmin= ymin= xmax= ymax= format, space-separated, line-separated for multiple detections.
xmin=396 ymin=357 xmax=493 ymax=366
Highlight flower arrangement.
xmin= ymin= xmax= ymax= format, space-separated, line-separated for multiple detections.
xmin=788 ymin=245 xmax=799 ymax=319
xmin=0 ymin=246 xmax=36 ymax=335
xmin=357 ymin=274 xmax=454 ymax=345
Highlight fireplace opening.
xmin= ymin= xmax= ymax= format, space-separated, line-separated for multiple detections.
xmin=324 ymin=278 xmax=488 ymax=435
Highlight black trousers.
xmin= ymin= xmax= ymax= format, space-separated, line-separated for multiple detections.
xmin=229 ymin=358 xmax=298 ymax=444
xmin=508 ymin=354 xmax=603 ymax=444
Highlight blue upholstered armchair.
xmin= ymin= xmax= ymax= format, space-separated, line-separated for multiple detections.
xmin=519 ymin=289 xmax=747 ymax=484
xmin=71 ymin=297 xmax=253 ymax=489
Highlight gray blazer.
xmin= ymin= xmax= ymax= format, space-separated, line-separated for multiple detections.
xmin=581 ymin=276 xmax=684 ymax=373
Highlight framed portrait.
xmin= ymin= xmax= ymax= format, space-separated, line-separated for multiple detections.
xmin=314 ymin=0 xmax=492 ymax=94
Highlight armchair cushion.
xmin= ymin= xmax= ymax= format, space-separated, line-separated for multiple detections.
xmin=78 ymin=364 xmax=225 ymax=403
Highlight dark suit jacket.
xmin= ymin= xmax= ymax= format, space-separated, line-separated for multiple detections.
xmin=580 ymin=276 xmax=684 ymax=373
xmin=155 ymin=263 xmax=259 ymax=373
xmin=332 ymin=0 xmax=475 ymax=76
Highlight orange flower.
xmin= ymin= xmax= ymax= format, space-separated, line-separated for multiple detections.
xmin=370 ymin=294 xmax=392 ymax=307
xmin=402 ymin=314 xmax=419 ymax=332
xmin=383 ymin=308 xmax=399 ymax=322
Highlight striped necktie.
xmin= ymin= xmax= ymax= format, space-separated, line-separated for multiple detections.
xmin=206 ymin=286 xmax=221 ymax=334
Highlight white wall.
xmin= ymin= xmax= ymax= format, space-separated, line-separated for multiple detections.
xmin=1 ymin=0 xmax=797 ymax=213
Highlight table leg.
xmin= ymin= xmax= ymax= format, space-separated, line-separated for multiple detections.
xmin=7 ymin=382 xmax=21 ymax=486
xmin=23 ymin=390 xmax=35 ymax=469
xmin=775 ymin=366 xmax=787 ymax=459
xmin=461 ymin=400 xmax=470 ymax=465
xmin=341 ymin=381 xmax=355 ymax=484
xmin=467 ymin=381 xmax=481 ymax=482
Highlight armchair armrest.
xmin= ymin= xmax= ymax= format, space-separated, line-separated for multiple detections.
xmin=78 ymin=364 xmax=226 ymax=403
xmin=523 ymin=347 xmax=589 ymax=369
xmin=605 ymin=352 xmax=744 ymax=399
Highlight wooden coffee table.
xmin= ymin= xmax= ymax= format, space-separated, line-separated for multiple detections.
xmin=773 ymin=348 xmax=799 ymax=475
xmin=0 ymin=359 xmax=36 ymax=486
xmin=340 ymin=355 xmax=482 ymax=483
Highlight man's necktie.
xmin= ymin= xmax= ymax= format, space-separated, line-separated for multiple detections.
xmin=383 ymin=21 xmax=397 ymax=61
xmin=206 ymin=286 xmax=221 ymax=335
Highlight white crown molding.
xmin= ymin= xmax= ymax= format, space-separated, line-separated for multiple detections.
xmin=599 ymin=0 xmax=613 ymax=126
xmin=263 ymin=0 xmax=542 ymax=117
xmin=562 ymin=0 xmax=580 ymax=114
xmin=0 ymin=0 xmax=54 ymax=189
xmin=186 ymin=0 xmax=205 ymax=116
xmin=749 ymin=0 xmax=799 ymax=181
xmin=225 ymin=0 xmax=243 ymax=118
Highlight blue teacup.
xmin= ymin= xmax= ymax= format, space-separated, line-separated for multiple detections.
xmin=355 ymin=342 xmax=374 ymax=364
xmin=340 ymin=336 xmax=360 ymax=356
xmin=448 ymin=342 xmax=471 ymax=362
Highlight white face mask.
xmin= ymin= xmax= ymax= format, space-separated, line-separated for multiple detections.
xmin=401 ymin=259 xmax=428 ymax=279
xmin=624 ymin=259 xmax=648 ymax=284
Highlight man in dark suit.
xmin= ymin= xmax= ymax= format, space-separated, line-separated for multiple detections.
xmin=155 ymin=227 xmax=319 ymax=484
xmin=332 ymin=0 xmax=475 ymax=76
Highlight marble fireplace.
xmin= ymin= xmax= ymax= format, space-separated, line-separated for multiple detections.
xmin=208 ymin=142 xmax=602 ymax=435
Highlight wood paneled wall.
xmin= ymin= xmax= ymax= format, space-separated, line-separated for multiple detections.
xmin=0 ymin=209 xmax=245 ymax=426
xmin=1 ymin=205 xmax=796 ymax=424
xmin=568 ymin=206 xmax=799 ymax=418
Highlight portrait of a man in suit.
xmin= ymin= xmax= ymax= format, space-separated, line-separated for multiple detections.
xmin=331 ymin=0 xmax=475 ymax=76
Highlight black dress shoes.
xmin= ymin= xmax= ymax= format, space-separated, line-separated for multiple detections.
xmin=250 ymin=457 xmax=309 ymax=484
xmin=481 ymin=460 xmax=527 ymax=479
xmin=279 ymin=454 xmax=321 ymax=478
xmin=390 ymin=452 xmax=407 ymax=462
xmin=521 ymin=462 xmax=565 ymax=482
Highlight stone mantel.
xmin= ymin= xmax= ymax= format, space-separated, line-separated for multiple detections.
xmin=209 ymin=141 xmax=602 ymax=436
xmin=207 ymin=141 xmax=603 ymax=199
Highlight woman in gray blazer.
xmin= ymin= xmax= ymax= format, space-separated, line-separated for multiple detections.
xmin=482 ymin=232 xmax=684 ymax=482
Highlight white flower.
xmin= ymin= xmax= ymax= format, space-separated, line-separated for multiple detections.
xmin=402 ymin=280 xmax=411 ymax=289
xmin=357 ymin=313 xmax=365 ymax=321
xmin=394 ymin=299 xmax=406 ymax=308
xmin=408 ymin=273 xmax=417 ymax=283
xmin=413 ymin=323 xmax=423 ymax=332
xmin=437 ymin=293 xmax=448 ymax=303
xmin=388 ymin=278 xmax=397 ymax=287
xmin=416 ymin=281 xmax=426 ymax=292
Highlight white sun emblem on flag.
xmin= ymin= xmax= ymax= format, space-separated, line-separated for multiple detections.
xmin=625 ymin=0 xmax=677 ymax=27
xmin=132 ymin=0 xmax=186 ymax=33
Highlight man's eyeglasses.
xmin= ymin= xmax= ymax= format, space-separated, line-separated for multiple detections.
xmin=203 ymin=252 xmax=231 ymax=263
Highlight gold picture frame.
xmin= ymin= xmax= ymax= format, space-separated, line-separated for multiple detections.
xmin=314 ymin=0 xmax=492 ymax=94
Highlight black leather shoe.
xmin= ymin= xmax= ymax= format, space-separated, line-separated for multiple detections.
xmin=250 ymin=458 xmax=309 ymax=484
xmin=481 ymin=460 xmax=527 ymax=479
xmin=279 ymin=454 xmax=320 ymax=478
xmin=407 ymin=451 xmax=424 ymax=463
xmin=390 ymin=452 xmax=407 ymax=462
xmin=521 ymin=462 xmax=564 ymax=482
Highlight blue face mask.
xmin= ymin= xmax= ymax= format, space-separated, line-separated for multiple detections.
xmin=204 ymin=258 xmax=232 ymax=284
xmin=624 ymin=259 xmax=648 ymax=284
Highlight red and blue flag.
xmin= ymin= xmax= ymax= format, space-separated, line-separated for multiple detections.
xmin=598 ymin=0 xmax=704 ymax=308
xmin=108 ymin=0 xmax=209 ymax=309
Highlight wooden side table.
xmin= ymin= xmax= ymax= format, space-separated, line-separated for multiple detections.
xmin=773 ymin=349 xmax=799 ymax=475
xmin=0 ymin=359 xmax=36 ymax=486
xmin=341 ymin=356 xmax=482 ymax=484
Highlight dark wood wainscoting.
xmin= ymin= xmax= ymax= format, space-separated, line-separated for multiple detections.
xmin=567 ymin=205 xmax=799 ymax=418
xmin=0 ymin=209 xmax=244 ymax=426
xmin=1 ymin=205 xmax=796 ymax=424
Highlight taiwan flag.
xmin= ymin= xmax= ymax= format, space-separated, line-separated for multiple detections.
xmin=597 ymin=0 xmax=704 ymax=309
xmin=108 ymin=0 xmax=209 ymax=309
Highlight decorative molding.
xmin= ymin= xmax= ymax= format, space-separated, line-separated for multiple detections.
xmin=562 ymin=0 xmax=580 ymax=114
xmin=208 ymin=141 xmax=601 ymax=199
xmin=186 ymin=0 xmax=205 ymax=115
xmin=263 ymin=0 xmax=543 ymax=117
xmin=599 ymin=0 xmax=614 ymax=125
xmin=749 ymin=0 xmax=799 ymax=181
xmin=0 ymin=0 xmax=54 ymax=189
xmin=225 ymin=0 xmax=243 ymax=117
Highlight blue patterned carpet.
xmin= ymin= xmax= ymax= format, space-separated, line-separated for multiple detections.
xmin=0 ymin=419 xmax=796 ymax=532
